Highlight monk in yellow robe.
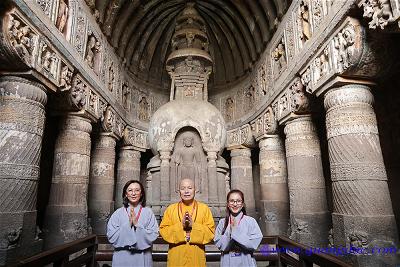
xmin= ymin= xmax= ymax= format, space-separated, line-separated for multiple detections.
xmin=160 ymin=178 xmax=215 ymax=267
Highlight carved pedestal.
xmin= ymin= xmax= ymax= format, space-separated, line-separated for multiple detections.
xmin=259 ymin=135 xmax=289 ymax=236
xmin=115 ymin=147 xmax=141 ymax=209
xmin=88 ymin=134 xmax=116 ymax=235
xmin=284 ymin=115 xmax=330 ymax=247
xmin=0 ymin=76 xmax=47 ymax=265
xmin=324 ymin=85 xmax=398 ymax=266
xmin=230 ymin=148 xmax=256 ymax=217
xmin=43 ymin=115 xmax=92 ymax=249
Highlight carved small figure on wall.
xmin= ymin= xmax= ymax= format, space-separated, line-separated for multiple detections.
xmin=224 ymin=97 xmax=234 ymax=121
xmin=70 ymin=76 xmax=87 ymax=109
xmin=299 ymin=1 xmax=311 ymax=42
xmin=291 ymin=77 xmax=309 ymax=114
xmin=122 ymin=82 xmax=131 ymax=110
xmin=108 ymin=63 xmax=114 ymax=92
xmin=60 ymin=65 xmax=73 ymax=91
xmin=333 ymin=25 xmax=355 ymax=72
xmin=85 ymin=34 xmax=100 ymax=69
xmin=56 ymin=0 xmax=69 ymax=33
xmin=8 ymin=16 xmax=34 ymax=64
xmin=272 ymin=41 xmax=287 ymax=75
xmin=362 ymin=0 xmax=394 ymax=29
xmin=7 ymin=227 xmax=22 ymax=248
xmin=244 ymin=85 xmax=256 ymax=110
xmin=138 ymin=96 xmax=150 ymax=121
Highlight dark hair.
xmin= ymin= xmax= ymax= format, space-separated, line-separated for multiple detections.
xmin=222 ymin=189 xmax=246 ymax=235
xmin=122 ymin=180 xmax=146 ymax=208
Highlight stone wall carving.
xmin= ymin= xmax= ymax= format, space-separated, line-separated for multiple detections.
xmin=6 ymin=13 xmax=38 ymax=67
xmin=37 ymin=40 xmax=60 ymax=83
xmin=85 ymin=32 xmax=100 ymax=72
xmin=123 ymin=126 xmax=148 ymax=151
xmin=226 ymin=124 xmax=254 ymax=149
xmin=272 ymin=37 xmax=287 ymax=78
xmin=298 ymin=1 xmax=312 ymax=45
xmin=69 ymin=74 xmax=87 ymax=110
xmin=359 ymin=0 xmax=399 ymax=29
xmin=59 ymin=63 xmax=73 ymax=91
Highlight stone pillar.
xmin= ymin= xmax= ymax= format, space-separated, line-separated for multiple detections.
xmin=258 ymin=135 xmax=289 ymax=236
xmin=207 ymin=151 xmax=218 ymax=202
xmin=43 ymin=115 xmax=92 ymax=249
xmin=88 ymin=134 xmax=117 ymax=235
xmin=324 ymin=84 xmax=398 ymax=266
xmin=160 ymin=150 xmax=171 ymax=201
xmin=230 ymin=148 xmax=256 ymax=217
xmin=0 ymin=76 xmax=47 ymax=265
xmin=284 ymin=115 xmax=330 ymax=247
xmin=115 ymin=147 xmax=141 ymax=209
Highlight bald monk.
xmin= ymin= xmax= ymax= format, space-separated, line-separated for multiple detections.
xmin=160 ymin=178 xmax=215 ymax=267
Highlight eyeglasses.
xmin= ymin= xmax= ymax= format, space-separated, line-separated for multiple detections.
xmin=228 ymin=199 xmax=243 ymax=205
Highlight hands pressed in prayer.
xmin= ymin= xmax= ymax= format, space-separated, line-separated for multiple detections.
xmin=182 ymin=211 xmax=193 ymax=231
xmin=130 ymin=208 xmax=138 ymax=228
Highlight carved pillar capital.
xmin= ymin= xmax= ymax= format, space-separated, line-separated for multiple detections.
xmin=0 ymin=75 xmax=47 ymax=105
xmin=230 ymin=147 xmax=251 ymax=158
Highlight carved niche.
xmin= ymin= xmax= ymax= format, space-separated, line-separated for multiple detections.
xmin=223 ymin=97 xmax=235 ymax=122
xmin=108 ymin=62 xmax=115 ymax=92
xmin=122 ymin=82 xmax=131 ymax=111
xmin=170 ymin=129 xmax=207 ymax=196
xmin=85 ymin=32 xmax=100 ymax=72
xmin=138 ymin=96 xmax=150 ymax=121
xmin=272 ymin=38 xmax=287 ymax=78
xmin=56 ymin=0 xmax=69 ymax=35
xmin=298 ymin=0 xmax=312 ymax=45
xmin=38 ymin=41 xmax=60 ymax=80
xmin=332 ymin=23 xmax=356 ymax=72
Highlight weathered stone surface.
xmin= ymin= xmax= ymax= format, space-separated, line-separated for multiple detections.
xmin=324 ymin=84 xmax=398 ymax=266
xmin=43 ymin=115 xmax=92 ymax=249
xmin=230 ymin=148 xmax=256 ymax=218
xmin=259 ymin=135 xmax=289 ymax=236
xmin=0 ymin=76 xmax=46 ymax=266
xmin=284 ymin=115 xmax=330 ymax=247
xmin=88 ymin=134 xmax=116 ymax=235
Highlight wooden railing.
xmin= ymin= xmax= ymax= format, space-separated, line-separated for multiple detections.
xmin=13 ymin=234 xmax=352 ymax=267
xmin=13 ymin=234 xmax=97 ymax=267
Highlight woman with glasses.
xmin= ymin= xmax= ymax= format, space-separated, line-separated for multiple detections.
xmin=107 ymin=180 xmax=159 ymax=267
xmin=214 ymin=189 xmax=263 ymax=266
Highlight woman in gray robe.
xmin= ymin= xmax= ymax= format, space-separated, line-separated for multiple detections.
xmin=107 ymin=180 xmax=159 ymax=267
xmin=214 ymin=189 xmax=263 ymax=267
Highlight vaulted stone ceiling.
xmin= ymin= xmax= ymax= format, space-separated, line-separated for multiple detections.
xmin=91 ymin=0 xmax=291 ymax=89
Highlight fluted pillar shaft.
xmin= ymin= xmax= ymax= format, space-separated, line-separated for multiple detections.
xmin=88 ymin=134 xmax=116 ymax=234
xmin=115 ymin=147 xmax=141 ymax=209
xmin=0 ymin=76 xmax=47 ymax=265
xmin=43 ymin=115 xmax=92 ymax=249
xmin=284 ymin=115 xmax=330 ymax=247
xmin=230 ymin=148 xmax=256 ymax=217
xmin=259 ymin=135 xmax=289 ymax=236
xmin=324 ymin=85 xmax=398 ymax=266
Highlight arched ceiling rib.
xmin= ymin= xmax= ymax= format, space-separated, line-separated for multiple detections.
xmin=95 ymin=0 xmax=291 ymax=89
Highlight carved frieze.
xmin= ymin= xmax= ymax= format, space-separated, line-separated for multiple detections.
xmin=122 ymin=81 xmax=131 ymax=111
xmin=69 ymin=74 xmax=87 ymax=110
xmin=85 ymin=31 xmax=100 ymax=72
xmin=72 ymin=6 xmax=87 ymax=56
xmin=123 ymin=126 xmax=149 ymax=151
xmin=138 ymin=96 xmax=150 ymax=121
xmin=6 ymin=13 xmax=39 ymax=67
xmin=37 ymin=39 xmax=60 ymax=82
xmin=290 ymin=77 xmax=310 ymax=114
xmin=56 ymin=0 xmax=69 ymax=34
xmin=226 ymin=124 xmax=254 ymax=149
xmin=251 ymin=106 xmax=278 ymax=141
xmin=101 ymin=105 xmax=116 ymax=132
xmin=272 ymin=37 xmax=287 ymax=79
xmin=59 ymin=63 xmax=73 ymax=91
xmin=223 ymin=96 xmax=235 ymax=122
xmin=298 ymin=0 xmax=312 ymax=46
xmin=359 ymin=0 xmax=398 ymax=30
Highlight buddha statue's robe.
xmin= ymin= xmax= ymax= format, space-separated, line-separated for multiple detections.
xmin=107 ymin=204 xmax=159 ymax=267
xmin=160 ymin=200 xmax=215 ymax=267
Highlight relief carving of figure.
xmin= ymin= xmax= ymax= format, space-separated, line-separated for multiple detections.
xmin=348 ymin=231 xmax=369 ymax=249
xmin=138 ymin=96 xmax=150 ymax=121
xmin=8 ymin=16 xmax=35 ymax=64
xmin=7 ymin=227 xmax=22 ymax=248
xmin=70 ymin=75 xmax=87 ymax=109
xmin=244 ymin=85 xmax=256 ymax=110
xmin=85 ymin=34 xmax=100 ymax=69
xmin=108 ymin=63 xmax=114 ymax=92
xmin=224 ymin=97 xmax=234 ymax=121
xmin=56 ymin=0 xmax=69 ymax=33
xmin=299 ymin=1 xmax=311 ymax=42
xmin=272 ymin=42 xmax=286 ymax=75
xmin=291 ymin=77 xmax=310 ymax=114
xmin=333 ymin=25 xmax=355 ymax=72
xmin=60 ymin=65 xmax=73 ymax=91
xmin=171 ymin=133 xmax=206 ymax=192
xmin=122 ymin=82 xmax=131 ymax=110
xmin=362 ymin=0 xmax=394 ymax=29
